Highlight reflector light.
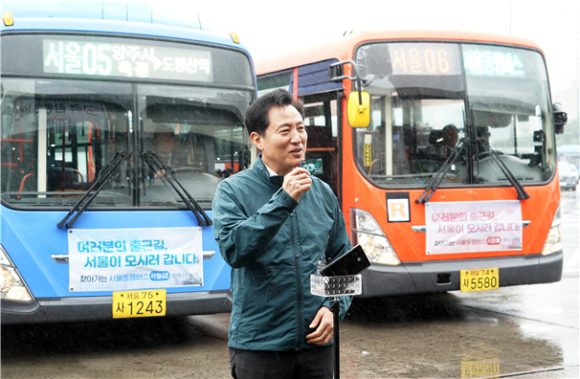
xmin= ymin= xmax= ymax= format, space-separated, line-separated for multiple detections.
xmin=229 ymin=31 xmax=240 ymax=44
xmin=2 ymin=12 xmax=14 ymax=26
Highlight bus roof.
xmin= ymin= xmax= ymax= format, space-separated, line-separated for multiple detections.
xmin=256 ymin=29 xmax=543 ymax=76
xmin=2 ymin=18 xmax=240 ymax=50
xmin=1 ymin=1 xmax=247 ymax=52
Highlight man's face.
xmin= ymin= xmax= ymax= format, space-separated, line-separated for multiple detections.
xmin=251 ymin=105 xmax=307 ymax=176
xmin=154 ymin=133 xmax=174 ymax=155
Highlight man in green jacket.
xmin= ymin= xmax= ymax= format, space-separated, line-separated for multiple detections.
xmin=213 ymin=89 xmax=352 ymax=378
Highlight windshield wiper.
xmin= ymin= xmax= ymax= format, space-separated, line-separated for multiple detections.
xmin=57 ymin=150 xmax=131 ymax=228
xmin=416 ymin=143 xmax=465 ymax=204
xmin=487 ymin=148 xmax=530 ymax=200
xmin=141 ymin=151 xmax=212 ymax=226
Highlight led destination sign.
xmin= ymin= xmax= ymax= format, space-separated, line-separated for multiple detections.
xmin=463 ymin=48 xmax=524 ymax=77
xmin=389 ymin=43 xmax=461 ymax=76
xmin=362 ymin=43 xmax=531 ymax=79
xmin=43 ymin=39 xmax=212 ymax=82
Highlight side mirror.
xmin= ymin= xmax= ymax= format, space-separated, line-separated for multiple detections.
xmin=553 ymin=102 xmax=567 ymax=134
xmin=329 ymin=60 xmax=371 ymax=128
xmin=347 ymin=91 xmax=370 ymax=128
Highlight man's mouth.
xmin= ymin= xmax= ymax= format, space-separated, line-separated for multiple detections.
xmin=289 ymin=147 xmax=303 ymax=155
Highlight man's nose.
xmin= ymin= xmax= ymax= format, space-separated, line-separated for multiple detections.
xmin=289 ymin=128 xmax=304 ymax=143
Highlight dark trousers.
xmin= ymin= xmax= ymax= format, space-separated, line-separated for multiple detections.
xmin=229 ymin=346 xmax=333 ymax=379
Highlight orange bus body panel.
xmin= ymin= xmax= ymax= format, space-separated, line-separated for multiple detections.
xmin=341 ymin=150 xmax=560 ymax=262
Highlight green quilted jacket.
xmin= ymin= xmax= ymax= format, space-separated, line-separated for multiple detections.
xmin=213 ymin=156 xmax=352 ymax=351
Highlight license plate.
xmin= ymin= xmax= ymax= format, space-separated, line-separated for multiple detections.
xmin=460 ymin=268 xmax=499 ymax=292
xmin=112 ymin=289 xmax=166 ymax=318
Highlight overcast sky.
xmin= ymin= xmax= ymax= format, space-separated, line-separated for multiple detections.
xmin=162 ymin=0 xmax=579 ymax=94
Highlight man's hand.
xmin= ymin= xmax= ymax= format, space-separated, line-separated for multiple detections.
xmin=306 ymin=307 xmax=333 ymax=345
xmin=283 ymin=167 xmax=311 ymax=202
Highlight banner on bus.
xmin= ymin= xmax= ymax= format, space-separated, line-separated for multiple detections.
xmin=68 ymin=227 xmax=203 ymax=292
xmin=425 ymin=201 xmax=522 ymax=255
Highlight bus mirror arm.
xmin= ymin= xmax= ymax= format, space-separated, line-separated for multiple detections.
xmin=57 ymin=150 xmax=131 ymax=228
xmin=141 ymin=152 xmax=212 ymax=227
xmin=328 ymin=60 xmax=371 ymax=105
xmin=330 ymin=60 xmax=372 ymax=128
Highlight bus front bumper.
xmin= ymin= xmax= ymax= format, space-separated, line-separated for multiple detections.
xmin=1 ymin=290 xmax=232 ymax=324
xmin=360 ymin=251 xmax=563 ymax=298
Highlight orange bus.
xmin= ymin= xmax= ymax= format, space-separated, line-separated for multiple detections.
xmin=256 ymin=30 xmax=568 ymax=297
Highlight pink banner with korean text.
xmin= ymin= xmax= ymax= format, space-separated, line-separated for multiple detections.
xmin=425 ymin=201 xmax=522 ymax=255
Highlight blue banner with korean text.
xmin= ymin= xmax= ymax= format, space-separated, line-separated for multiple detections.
xmin=68 ymin=227 xmax=203 ymax=291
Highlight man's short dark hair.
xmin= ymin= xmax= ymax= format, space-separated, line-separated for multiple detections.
xmin=245 ymin=89 xmax=304 ymax=137
xmin=442 ymin=124 xmax=458 ymax=134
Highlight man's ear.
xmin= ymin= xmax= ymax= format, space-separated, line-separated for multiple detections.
xmin=250 ymin=132 xmax=264 ymax=151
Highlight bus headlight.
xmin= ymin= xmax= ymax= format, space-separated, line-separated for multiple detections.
xmin=1 ymin=245 xmax=33 ymax=302
xmin=352 ymin=209 xmax=400 ymax=265
xmin=542 ymin=205 xmax=563 ymax=256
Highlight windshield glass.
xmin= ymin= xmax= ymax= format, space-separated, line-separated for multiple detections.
xmin=1 ymin=78 xmax=134 ymax=207
xmin=1 ymin=81 xmax=252 ymax=209
xmin=354 ymin=42 xmax=556 ymax=188
xmin=1 ymin=33 xmax=254 ymax=209
xmin=137 ymin=84 xmax=250 ymax=209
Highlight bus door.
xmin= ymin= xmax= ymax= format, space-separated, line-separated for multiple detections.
xmin=301 ymin=94 xmax=340 ymax=197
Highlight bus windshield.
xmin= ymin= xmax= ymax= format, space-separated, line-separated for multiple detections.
xmin=1 ymin=34 xmax=253 ymax=209
xmin=354 ymin=42 xmax=556 ymax=188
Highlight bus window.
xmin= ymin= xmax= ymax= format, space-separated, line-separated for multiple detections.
xmin=1 ymin=79 xmax=133 ymax=207
xmin=138 ymin=84 xmax=251 ymax=208
xmin=0 ymin=34 xmax=254 ymax=211
xmin=302 ymin=95 xmax=339 ymax=196
xmin=464 ymin=44 xmax=556 ymax=184
xmin=354 ymin=42 xmax=556 ymax=189
xmin=357 ymin=96 xmax=466 ymax=183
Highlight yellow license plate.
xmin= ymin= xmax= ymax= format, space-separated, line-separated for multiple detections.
xmin=112 ymin=289 xmax=166 ymax=318
xmin=460 ymin=268 xmax=499 ymax=292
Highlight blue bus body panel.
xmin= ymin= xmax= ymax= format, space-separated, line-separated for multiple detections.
xmin=1 ymin=205 xmax=230 ymax=298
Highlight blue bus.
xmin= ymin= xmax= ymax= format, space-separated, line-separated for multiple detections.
xmin=1 ymin=2 xmax=255 ymax=323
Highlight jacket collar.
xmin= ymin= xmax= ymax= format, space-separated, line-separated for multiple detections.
xmin=253 ymin=155 xmax=284 ymax=188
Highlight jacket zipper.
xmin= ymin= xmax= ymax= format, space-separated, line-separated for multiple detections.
xmin=290 ymin=212 xmax=302 ymax=350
